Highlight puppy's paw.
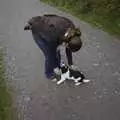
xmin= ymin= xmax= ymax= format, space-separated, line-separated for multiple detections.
xmin=75 ymin=82 xmax=82 ymax=86
xmin=83 ymin=79 xmax=90 ymax=83
xmin=74 ymin=77 xmax=81 ymax=82
xmin=57 ymin=81 xmax=61 ymax=85
xmin=57 ymin=79 xmax=65 ymax=85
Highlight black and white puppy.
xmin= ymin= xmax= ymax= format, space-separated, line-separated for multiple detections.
xmin=57 ymin=64 xmax=90 ymax=85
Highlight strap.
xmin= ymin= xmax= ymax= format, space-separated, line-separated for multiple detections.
xmin=63 ymin=27 xmax=81 ymax=43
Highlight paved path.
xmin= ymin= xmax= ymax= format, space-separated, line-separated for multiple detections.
xmin=1 ymin=0 xmax=120 ymax=120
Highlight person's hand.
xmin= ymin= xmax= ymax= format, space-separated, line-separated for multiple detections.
xmin=54 ymin=67 xmax=61 ymax=75
xmin=24 ymin=24 xmax=31 ymax=30
xmin=69 ymin=65 xmax=78 ymax=70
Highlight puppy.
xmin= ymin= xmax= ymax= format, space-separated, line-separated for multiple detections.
xmin=57 ymin=64 xmax=90 ymax=85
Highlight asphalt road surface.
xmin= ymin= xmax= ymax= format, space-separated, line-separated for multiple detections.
xmin=1 ymin=0 xmax=120 ymax=120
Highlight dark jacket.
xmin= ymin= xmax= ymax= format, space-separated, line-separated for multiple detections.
xmin=25 ymin=14 xmax=75 ymax=44
xmin=24 ymin=14 xmax=78 ymax=65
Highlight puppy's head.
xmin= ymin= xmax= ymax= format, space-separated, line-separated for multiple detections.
xmin=60 ymin=63 xmax=68 ymax=73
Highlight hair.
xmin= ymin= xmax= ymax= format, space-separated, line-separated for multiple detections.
xmin=68 ymin=36 xmax=82 ymax=52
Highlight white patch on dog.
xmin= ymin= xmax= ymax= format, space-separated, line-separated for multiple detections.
xmin=74 ymin=77 xmax=81 ymax=83
xmin=75 ymin=82 xmax=82 ymax=86
xmin=75 ymin=79 xmax=90 ymax=86
xmin=57 ymin=70 xmax=70 ymax=85
xmin=83 ymin=79 xmax=90 ymax=83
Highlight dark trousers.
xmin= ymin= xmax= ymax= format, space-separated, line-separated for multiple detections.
xmin=32 ymin=34 xmax=61 ymax=79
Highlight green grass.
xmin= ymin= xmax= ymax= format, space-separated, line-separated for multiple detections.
xmin=40 ymin=0 xmax=120 ymax=37
xmin=0 ymin=49 xmax=14 ymax=120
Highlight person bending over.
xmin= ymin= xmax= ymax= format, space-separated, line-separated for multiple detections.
xmin=24 ymin=14 xmax=82 ymax=80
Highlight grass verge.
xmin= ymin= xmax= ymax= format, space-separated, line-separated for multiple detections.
xmin=0 ymin=48 xmax=14 ymax=120
xmin=40 ymin=0 xmax=120 ymax=37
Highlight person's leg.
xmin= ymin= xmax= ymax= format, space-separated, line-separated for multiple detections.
xmin=66 ymin=47 xmax=73 ymax=66
xmin=56 ymin=49 xmax=61 ymax=68
xmin=45 ymin=47 xmax=61 ymax=79
xmin=32 ymin=34 xmax=61 ymax=79
xmin=32 ymin=34 xmax=53 ymax=78
xmin=45 ymin=52 xmax=56 ymax=78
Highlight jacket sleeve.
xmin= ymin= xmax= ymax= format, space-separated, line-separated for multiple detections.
xmin=58 ymin=45 xmax=73 ymax=66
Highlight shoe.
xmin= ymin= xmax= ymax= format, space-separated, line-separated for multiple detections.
xmin=50 ymin=73 xmax=61 ymax=82
xmin=49 ymin=74 xmax=57 ymax=82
